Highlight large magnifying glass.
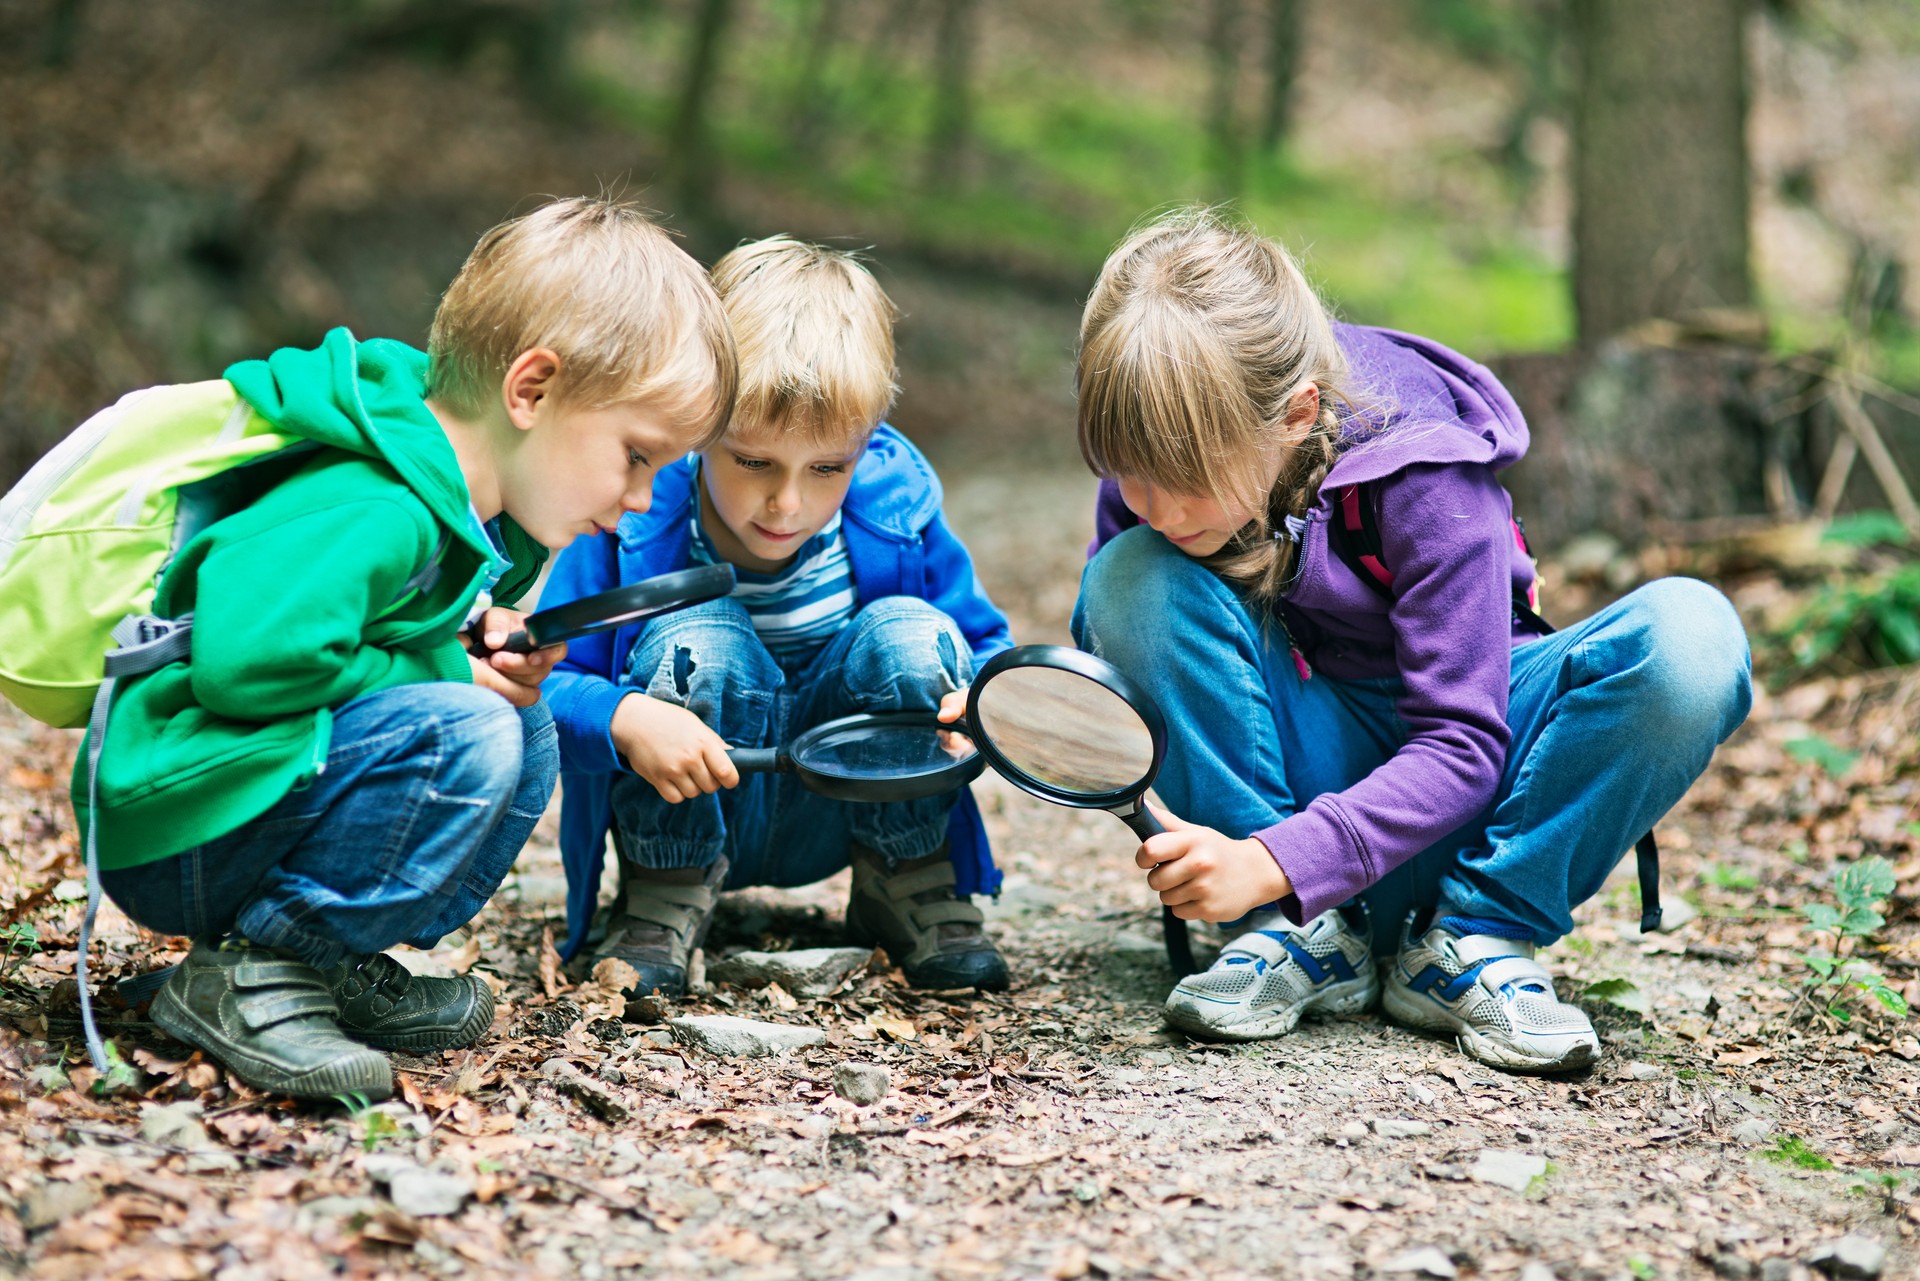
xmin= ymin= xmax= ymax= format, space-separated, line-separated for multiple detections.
xmin=474 ymin=564 xmax=738 ymax=655
xmin=964 ymin=644 xmax=1195 ymax=977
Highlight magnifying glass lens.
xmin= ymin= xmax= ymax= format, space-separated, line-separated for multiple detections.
xmin=794 ymin=720 xmax=978 ymax=781
xmin=971 ymin=667 xmax=1155 ymax=796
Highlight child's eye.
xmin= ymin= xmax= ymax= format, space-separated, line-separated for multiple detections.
xmin=626 ymin=447 xmax=649 ymax=468
xmin=811 ymin=463 xmax=847 ymax=477
xmin=733 ymin=455 xmax=769 ymax=471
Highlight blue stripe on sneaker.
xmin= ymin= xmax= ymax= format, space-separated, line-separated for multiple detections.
xmin=1406 ymin=960 xmax=1494 ymax=1003
xmin=1280 ymin=937 xmax=1329 ymax=984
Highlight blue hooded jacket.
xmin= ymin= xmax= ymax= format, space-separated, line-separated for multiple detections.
xmin=543 ymin=424 xmax=1013 ymax=957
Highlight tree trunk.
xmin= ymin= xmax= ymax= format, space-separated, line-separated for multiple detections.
xmin=1257 ymin=0 xmax=1301 ymax=154
xmin=1204 ymin=0 xmax=1245 ymax=195
xmin=787 ymin=0 xmax=847 ymax=155
xmin=668 ymin=0 xmax=735 ymax=221
xmin=1571 ymin=0 xmax=1752 ymax=346
xmin=924 ymin=0 xmax=977 ymax=189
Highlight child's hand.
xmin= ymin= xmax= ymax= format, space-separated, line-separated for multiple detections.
xmin=935 ymin=688 xmax=969 ymax=724
xmin=1135 ymin=809 xmax=1294 ymax=922
xmin=612 ymin=693 xmax=741 ymax=803
xmin=463 ymin=607 xmax=564 ymax=708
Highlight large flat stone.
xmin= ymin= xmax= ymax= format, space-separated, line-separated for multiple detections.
xmin=669 ymin=1014 xmax=826 ymax=1057
xmin=706 ymin=948 xmax=872 ymax=999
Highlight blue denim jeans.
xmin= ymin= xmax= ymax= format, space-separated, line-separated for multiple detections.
xmin=1072 ymin=529 xmax=1753 ymax=948
xmin=101 ymin=683 xmax=559 ymax=969
xmin=608 ymin=596 xmax=973 ymax=887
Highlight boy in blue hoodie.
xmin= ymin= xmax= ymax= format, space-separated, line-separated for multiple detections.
xmin=73 ymin=198 xmax=737 ymax=1100
xmin=545 ymin=236 xmax=1014 ymax=997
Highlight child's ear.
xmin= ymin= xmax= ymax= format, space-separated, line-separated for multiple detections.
xmin=501 ymin=348 xmax=563 ymax=432
xmin=1283 ymin=382 xmax=1321 ymax=433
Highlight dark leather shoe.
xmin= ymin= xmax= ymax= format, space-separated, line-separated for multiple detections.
xmin=846 ymin=845 xmax=1010 ymax=991
xmin=594 ymin=856 xmax=730 ymax=1001
xmin=325 ymin=952 xmax=494 ymax=1053
xmin=150 ymin=939 xmax=391 ymax=1100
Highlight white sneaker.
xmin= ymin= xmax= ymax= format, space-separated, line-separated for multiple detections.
xmin=1162 ymin=907 xmax=1379 ymax=1041
xmin=1381 ymin=918 xmax=1599 ymax=1073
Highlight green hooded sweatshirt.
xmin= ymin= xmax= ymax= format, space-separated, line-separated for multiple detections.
xmin=72 ymin=328 xmax=547 ymax=870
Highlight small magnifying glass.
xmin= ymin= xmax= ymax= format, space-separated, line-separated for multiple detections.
xmin=472 ymin=564 xmax=738 ymax=655
xmin=964 ymin=644 xmax=1195 ymax=977
xmin=728 ymin=712 xmax=984 ymax=801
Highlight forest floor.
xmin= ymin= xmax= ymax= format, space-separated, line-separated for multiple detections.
xmin=2 ymin=459 xmax=1919 ymax=1281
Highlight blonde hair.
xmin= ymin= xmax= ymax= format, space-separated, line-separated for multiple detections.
xmin=709 ymin=236 xmax=899 ymax=445
xmin=428 ymin=196 xmax=737 ymax=447
xmin=1077 ymin=207 xmax=1355 ymax=604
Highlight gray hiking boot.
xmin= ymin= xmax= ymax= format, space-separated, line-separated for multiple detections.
xmin=595 ymin=856 xmax=730 ymax=1000
xmin=324 ymin=951 xmax=495 ymax=1053
xmin=150 ymin=939 xmax=392 ymax=1100
xmin=845 ymin=845 xmax=1010 ymax=991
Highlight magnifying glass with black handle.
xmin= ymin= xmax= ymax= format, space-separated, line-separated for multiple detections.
xmin=727 ymin=711 xmax=985 ymax=801
xmin=964 ymin=644 xmax=1194 ymax=976
xmin=470 ymin=563 xmax=738 ymax=655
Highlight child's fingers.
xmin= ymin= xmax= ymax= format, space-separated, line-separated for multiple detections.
xmin=705 ymin=741 xmax=741 ymax=790
xmin=1136 ymin=832 xmax=1189 ymax=869
xmin=1145 ymin=856 xmax=1198 ymax=895
xmin=936 ymin=689 xmax=968 ymax=723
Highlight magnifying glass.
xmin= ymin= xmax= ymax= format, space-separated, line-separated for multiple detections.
xmin=727 ymin=711 xmax=984 ymax=800
xmin=963 ymin=644 xmax=1195 ymax=977
xmin=474 ymin=564 xmax=738 ymax=655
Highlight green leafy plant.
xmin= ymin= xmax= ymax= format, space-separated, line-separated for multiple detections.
xmin=1785 ymin=735 xmax=1861 ymax=777
xmin=1770 ymin=559 xmax=1920 ymax=681
xmin=1702 ymin=863 xmax=1759 ymax=892
xmin=1800 ymin=856 xmax=1909 ymax=1023
xmin=1848 ymin=1170 xmax=1914 ymax=1214
xmin=333 ymin=1091 xmax=400 ymax=1151
xmin=93 ymin=1039 xmax=143 ymax=1096
xmin=1823 ymin=510 xmax=1913 ymax=549
xmin=1 ymin=920 xmax=39 ymax=981
xmin=1761 ymin=1134 xmax=1835 ymax=1171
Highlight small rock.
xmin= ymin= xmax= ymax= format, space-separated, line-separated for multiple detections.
xmin=833 ymin=1061 xmax=890 ymax=1106
xmin=707 ymin=947 xmax=872 ymax=999
xmin=1518 ymin=1265 xmax=1559 ymax=1281
xmin=1337 ymin=1121 xmax=1369 ymax=1140
xmin=1654 ymin=898 xmax=1699 ymax=932
xmin=1732 ymin=1117 xmax=1774 ymax=1145
xmin=388 ymin=1168 xmax=473 ymax=1218
xmin=19 ymin=1180 xmax=98 ymax=1231
xmin=1470 ymin=1149 xmax=1548 ymax=1193
xmin=1382 ymin=1245 xmax=1457 ymax=1277
xmin=1373 ymin=1118 xmax=1433 ymax=1139
xmin=140 ymin=1101 xmax=213 ymax=1150
xmin=637 ymin=1052 xmax=684 ymax=1071
xmin=1760 ymin=1259 xmax=1793 ymax=1281
xmin=668 ymin=1014 xmax=825 ymax=1057
xmin=1807 ymin=1236 xmax=1886 ymax=1280
xmin=1408 ymin=1084 xmax=1439 ymax=1107
xmin=1626 ymin=1061 xmax=1664 ymax=1081
xmin=1029 ymin=1022 xmax=1066 ymax=1037
xmin=1713 ymin=1255 xmax=1756 ymax=1280
xmin=641 ymin=1029 xmax=674 ymax=1048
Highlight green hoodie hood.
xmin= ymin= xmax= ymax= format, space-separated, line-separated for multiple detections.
xmin=225 ymin=327 xmax=546 ymax=603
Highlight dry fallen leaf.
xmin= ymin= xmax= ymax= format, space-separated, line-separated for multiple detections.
xmin=867 ymin=1012 xmax=917 ymax=1042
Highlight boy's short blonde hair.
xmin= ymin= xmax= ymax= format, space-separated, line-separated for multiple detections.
xmin=429 ymin=197 xmax=736 ymax=446
xmin=709 ymin=236 xmax=899 ymax=445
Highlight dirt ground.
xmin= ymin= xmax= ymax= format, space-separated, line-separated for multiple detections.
xmin=2 ymin=451 xmax=1919 ymax=1281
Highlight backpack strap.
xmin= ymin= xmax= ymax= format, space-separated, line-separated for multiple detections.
xmin=1325 ymin=481 xmax=1663 ymax=935
xmin=77 ymin=613 xmax=195 ymax=1075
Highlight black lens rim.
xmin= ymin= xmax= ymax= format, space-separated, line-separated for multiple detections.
xmin=965 ymin=643 xmax=1167 ymax=810
xmin=785 ymin=711 xmax=986 ymax=803
xmin=522 ymin=563 xmax=736 ymax=647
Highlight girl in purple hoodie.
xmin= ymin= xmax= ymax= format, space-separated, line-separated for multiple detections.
xmin=1071 ymin=209 xmax=1752 ymax=1073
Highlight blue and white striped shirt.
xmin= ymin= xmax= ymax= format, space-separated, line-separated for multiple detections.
xmin=689 ymin=482 xmax=857 ymax=664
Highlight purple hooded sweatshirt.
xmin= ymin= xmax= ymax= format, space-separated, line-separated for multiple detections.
xmin=1091 ymin=324 xmax=1543 ymax=922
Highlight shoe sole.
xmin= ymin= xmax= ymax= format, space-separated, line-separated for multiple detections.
xmin=1163 ymin=971 xmax=1379 ymax=1042
xmin=1380 ymin=977 xmax=1599 ymax=1073
xmin=347 ymin=984 xmax=496 ymax=1053
xmin=151 ymin=986 xmax=392 ymax=1101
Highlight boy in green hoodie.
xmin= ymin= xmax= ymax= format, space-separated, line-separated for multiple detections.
xmin=78 ymin=197 xmax=737 ymax=1101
